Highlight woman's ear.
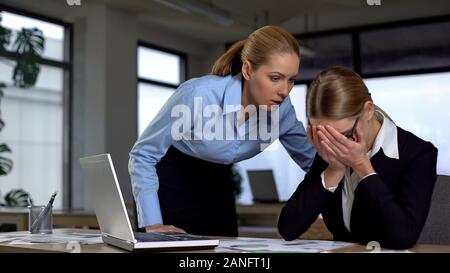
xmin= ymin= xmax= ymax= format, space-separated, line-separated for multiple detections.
xmin=364 ymin=101 xmax=375 ymax=121
xmin=242 ymin=60 xmax=252 ymax=80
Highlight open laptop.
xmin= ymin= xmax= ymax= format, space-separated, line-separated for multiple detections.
xmin=247 ymin=170 xmax=282 ymax=203
xmin=80 ymin=154 xmax=219 ymax=251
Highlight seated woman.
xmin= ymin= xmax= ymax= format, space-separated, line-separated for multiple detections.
xmin=278 ymin=66 xmax=438 ymax=249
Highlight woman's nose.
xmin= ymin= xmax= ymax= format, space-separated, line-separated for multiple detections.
xmin=278 ymin=83 xmax=290 ymax=98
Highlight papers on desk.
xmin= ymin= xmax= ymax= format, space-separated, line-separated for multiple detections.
xmin=0 ymin=232 xmax=103 ymax=245
xmin=216 ymin=238 xmax=353 ymax=253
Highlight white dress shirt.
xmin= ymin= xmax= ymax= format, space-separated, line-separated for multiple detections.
xmin=321 ymin=108 xmax=400 ymax=232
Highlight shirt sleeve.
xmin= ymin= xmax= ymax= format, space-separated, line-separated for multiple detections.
xmin=128 ymin=82 xmax=194 ymax=228
xmin=321 ymin=171 xmax=338 ymax=192
xmin=279 ymin=100 xmax=316 ymax=172
xmin=360 ymin=172 xmax=377 ymax=181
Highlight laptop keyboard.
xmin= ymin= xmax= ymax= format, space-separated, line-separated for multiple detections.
xmin=134 ymin=232 xmax=210 ymax=242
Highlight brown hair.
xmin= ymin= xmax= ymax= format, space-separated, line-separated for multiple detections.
xmin=211 ymin=25 xmax=300 ymax=76
xmin=306 ymin=66 xmax=372 ymax=119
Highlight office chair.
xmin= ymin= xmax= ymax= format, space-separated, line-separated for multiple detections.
xmin=417 ymin=175 xmax=450 ymax=245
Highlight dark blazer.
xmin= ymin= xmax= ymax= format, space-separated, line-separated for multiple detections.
xmin=278 ymin=127 xmax=438 ymax=249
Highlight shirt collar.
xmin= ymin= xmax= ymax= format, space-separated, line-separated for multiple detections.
xmin=222 ymin=73 xmax=243 ymax=115
xmin=369 ymin=107 xmax=399 ymax=160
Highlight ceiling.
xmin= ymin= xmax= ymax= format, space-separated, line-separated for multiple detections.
xmin=95 ymin=0 xmax=450 ymax=45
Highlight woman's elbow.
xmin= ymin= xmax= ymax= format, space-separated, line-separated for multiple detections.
xmin=278 ymin=224 xmax=299 ymax=241
xmin=277 ymin=215 xmax=302 ymax=241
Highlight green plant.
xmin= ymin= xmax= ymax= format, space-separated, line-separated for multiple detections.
xmin=0 ymin=13 xmax=44 ymax=207
xmin=231 ymin=164 xmax=243 ymax=200
xmin=0 ymin=189 xmax=33 ymax=207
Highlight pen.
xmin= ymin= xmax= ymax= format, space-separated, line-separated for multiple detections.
xmin=29 ymin=192 xmax=57 ymax=233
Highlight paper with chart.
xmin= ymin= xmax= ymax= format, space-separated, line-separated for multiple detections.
xmin=0 ymin=232 xmax=103 ymax=245
xmin=216 ymin=237 xmax=353 ymax=253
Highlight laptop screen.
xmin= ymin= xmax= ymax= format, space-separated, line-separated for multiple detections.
xmin=247 ymin=170 xmax=280 ymax=203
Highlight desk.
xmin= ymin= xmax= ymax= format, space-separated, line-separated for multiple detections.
xmin=236 ymin=203 xmax=283 ymax=238
xmin=2 ymin=204 xmax=330 ymax=240
xmin=236 ymin=204 xmax=333 ymax=240
xmin=1 ymin=229 xmax=450 ymax=253
xmin=1 ymin=204 xmax=284 ymax=233
xmin=0 ymin=205 xmax=138 ymax=231
xmin=0 ymin=208 xmax=100 ymax=230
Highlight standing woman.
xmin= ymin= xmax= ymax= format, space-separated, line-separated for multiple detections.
xmin=278 ymin=66 xmax=438 ymax=249
xmin=129 ymin=26 xmax=315 ymax=236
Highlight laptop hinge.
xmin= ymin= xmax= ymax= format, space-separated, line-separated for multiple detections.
xmin=102 ymin=232 xmax=137 ymax=244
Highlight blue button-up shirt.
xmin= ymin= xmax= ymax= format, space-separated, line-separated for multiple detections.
xmin=129 ymin=74 xmax=316 ymax=228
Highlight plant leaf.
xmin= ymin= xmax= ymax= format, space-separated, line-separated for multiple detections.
xmin=11 ymin=27 xmax=44 ymax=88
xmin=0 ymin=17 xmax=12 ymax=54
xmin=3 ymin=189 xmax=32 ymax=207
xmin=13 ymin=53 xmax=41 ymax=88
xmin=13 ymin=27 xmax=44 ymax=56
xmin=0 ymin=155 xmax=13 ymax=175
xmin=0 ymin=81 xmax=3 ymax=132
xmin=0 ymin=143 xmax=11 ymax=153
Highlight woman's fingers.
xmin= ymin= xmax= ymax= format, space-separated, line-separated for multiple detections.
xmin=318 ymin=125 xmax=352 ymax=157
xmin=319 ymin=135 xmax=339 ymax=158
xmin=169 ymin=226 xmax=187 ymax=234
xmin=321 ymin=139 xmax=345 ymax=168
xmin=317 ymin=129 xmax=341 ymax=156
xmin=325 ymin=125 xmax=352 ymax=147
xmin=145 ymin=224 xmax=187 ymax=233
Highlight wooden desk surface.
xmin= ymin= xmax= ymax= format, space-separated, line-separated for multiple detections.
xmin=1 ymin=229 xmax=450 ymax=253
xmin=236 ymin=203 xmax=285 ymax=214
xmin=0 ymin=208 xmax=100 ymax=230
xmin=2 ymin=204 xmax=284 ymax=232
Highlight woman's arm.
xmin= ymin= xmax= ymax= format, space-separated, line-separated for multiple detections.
xmin=278 ymin=101 xmax=316 ymax=172
xmin=278 ymin=155 xmax=337 ymax=240
xmin=351 ymin=144 xmax=438 ymax=249
xmin=128 ymin=82 xmax=195 ymax=230
xmin=318 ymin=124 xmax=438 ymax=249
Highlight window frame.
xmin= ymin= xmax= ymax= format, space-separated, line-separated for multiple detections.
xmin=292 ymin=14 xmax=450 ymax=85
xmin=0 ymin=4 xmax=73 ymax=208
xmin=136 ymin=41 xmax=187 ymax=136
xmin=137 ymin=41 xmax=187 ymax=89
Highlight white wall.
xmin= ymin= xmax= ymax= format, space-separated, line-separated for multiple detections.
xmin=137 ymin=23 xmax=219 ymax=79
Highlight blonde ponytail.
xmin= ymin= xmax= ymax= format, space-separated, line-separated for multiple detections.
xmin=210 ymin=26 xmax=300 ymax=77
xmin=211 ymin=40 xmax=246 ymax=76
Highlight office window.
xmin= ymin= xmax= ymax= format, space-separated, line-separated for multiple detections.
xmin=236 ymin=85 xmax=308 ymax=204
xmin=360 ymin=22 xmax=450 ymax=74
xmin=0 ymin=10 xmax=70 ymax=209
xmin=296 ymin=34 xmax=353 ymax=81
xmin=364 ymin=72 xmax=450 ymax=175
xmin=137 ymin=44 xmax=186 ymax=136
xmin=138 ymin=83 xmax=176 ymax=136
xmin=138 ymin=47 xmax=182 ymax=86
xmin=1 ymin=11 xmax=64 ymax=61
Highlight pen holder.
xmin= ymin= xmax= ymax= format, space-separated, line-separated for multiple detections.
xmin=28 ymin=205 xmax=53 ymax=234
